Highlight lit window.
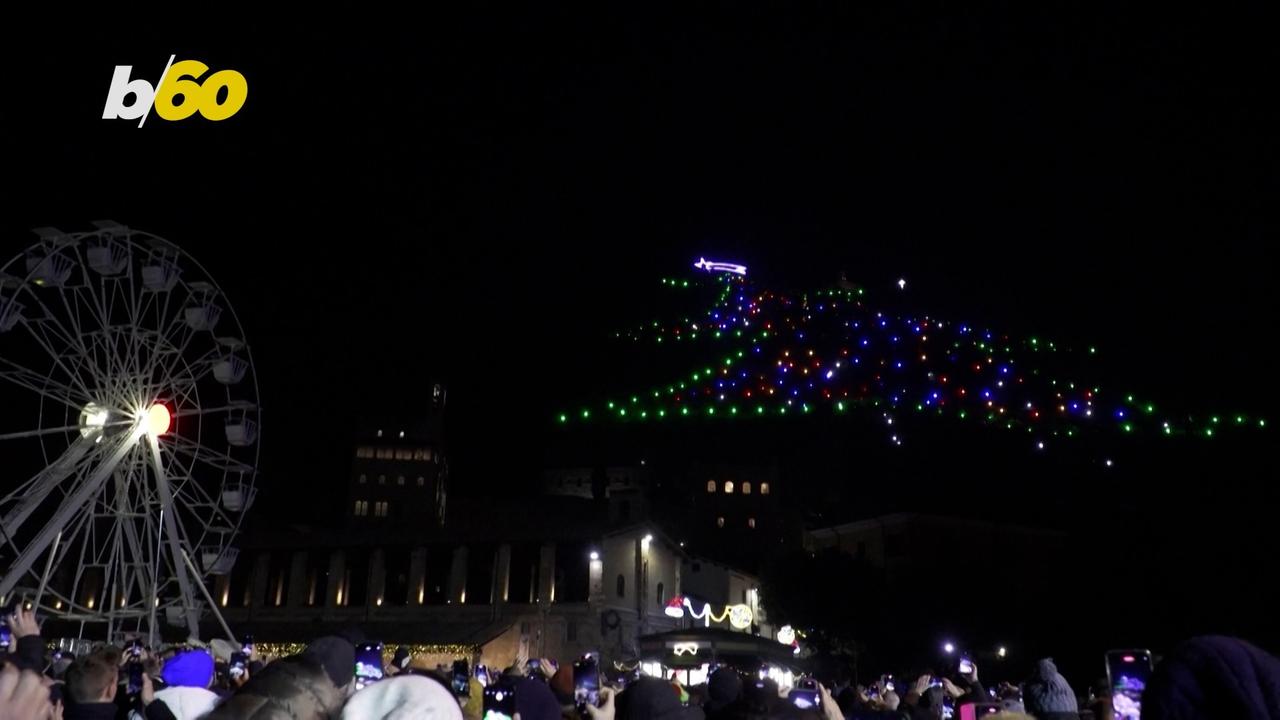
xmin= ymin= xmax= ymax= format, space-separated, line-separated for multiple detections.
xmin=378 ymin=475 xmax=386 ymax=485
xmin=397 ymin=476 xmax=405 ymax=486
xmin=716 ymin=516 xmax=725 ymax=528
xmin=760 ymin=482 xmax=771 ymax=495
xmin=414 ymin=448 xmax=428 ymax=461
xmin=358 ymin=474 xmax=367 ymax=484
xmin=742 ymin=482 xmax=752 ymax=495
xmin=374 ymin=501 xmax=389 ymax=517
xmin=354 ymin=500 xmax=368 ymax=517
xmin=376 ymin=448 xmax=393 ymax=460
xmin=377 ymin=430 xmax=383 ymax=438
xmin=395 ymin=449 xmax=410 ymax=460
xmin=706 ymin=480 xmax=716 ymax=493
xmin=399 ymin=430 xmax=405 ymax=438
xmin=724 ymin=481 xmax=734 ymax=494
xmin=417 ymin=476 xmax=425 ymax=487
xmin=356 ymin=447 xmax=373 ymax=458
xmin=748 ymin=517 xmax=756 ymax=529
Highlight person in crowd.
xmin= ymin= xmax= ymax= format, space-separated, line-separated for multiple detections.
xmin=0 ymin=663 xmax=57 ymax=720
xmin=342 ymin=674 xmax=464 ymax=720
xmin=3 ymin=607 xmax=46 ymax=674
xmin=201 ymin=654 xmax=344 ymax=720
xmin=301 ymin=636 xmax=358 ymax=700
xmin=1021 ymin=658 xmax=1079 ymax=720
xmin=616 ymin=676 xmax=705 ymax=720
xmin=1142 ymin=635 xmax=1280 ymax=719
xmin=141 ymin=649 xmax=219 ymax=720
xmin=62 ymin=647 xmax=122 ymax=720
xmin=704 ymin=667 xmax=744 ymax=720
xmin=513 ymin=676 xmax=563 ymax=720
xmin=386 ymin=648 xmax=413 ymax=678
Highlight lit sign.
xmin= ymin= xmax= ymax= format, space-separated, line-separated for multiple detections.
xmin=694 ymin=257 xmax=747 ymax=276
xmin=665 ymin=596 xmax=754 ymax=629
xmin=673 ymin=642 xmax=700 ymax=656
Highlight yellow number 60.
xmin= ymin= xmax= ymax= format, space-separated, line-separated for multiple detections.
xmin=154 ymin=60 xmax=248 ymax=122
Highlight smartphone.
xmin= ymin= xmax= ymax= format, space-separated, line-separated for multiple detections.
xmin=484 ymin=678 xmax=518 ymax=720
xmin=574 ymin=657 xmax=600 ymax=714
xmin=1106 ymin=649 xmax=1153 ymax=720
xmin=789 ymin=677 xmax=821 ymax=710
xmin=354 ymin=642 xmax=385 ymax=691
xmin=476 ymin=665 xmax=490 ymax=687
xmin=958 ymin=702 xmax=1001 ymax=720
xmin=453 ymin=659 xmax=471 ymax=696
xmin=129 ymin=639 xmax=144 ymax=659
xmin=958 ymin=657 xmax=975 ymax=676
xmin=126 ymin=660 xmax=144 ymax=695
xmin=0 ymin=618 xmax=10 ymax=650
xmin=230 ymin=651 xmax=247 ymax=679
xmin=526 ymin=658 xmax=542 ymax=678
xmin=883 ymin=674 xmax=895 ymax=692
xmin=241 ymin=634 xmax=254 ymax=656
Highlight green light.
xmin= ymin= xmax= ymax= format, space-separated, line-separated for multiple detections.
xmin=618 ymin=408 xmax=626 ymax=416
xmin=558 ymin=414 xmax=567 ymax=423
xmin=581 ymin=410 xmax=590 ymax=419
xmin=631 ymin=396 xmax=638 ymax=404
xmin=730 ymin=406 xmax=738 ymax=415
xmin=1164 ymin=426 xmax=1173 ymax=436
xmin=1235 ymin=415 xmax=1245 ymax=424
xmin=1206 ymin=427 xmax=1215 ymax=437
xmin=779 ymin=406 xmax=787 ymax=414
xmin=1089 ymin=346 xmax=1097 ymax=354
xmin=607 ymin=401 xmax=615 ymax=409
xmin=958 ymin=410 xmax=966 ymax=419
xmin=658 ymin=410 xmax=666 ymax=418
xmin=1030 ymin=338 xmax=1038 ymax=345
xmin=653 ymin=391 xmax=660 ymax=398
xmin=656 ymin=337 xmax=663 ymax=343
xmin=640 ymin=411 xmax=647 ymax=419
xmin=1145 ymin=405 xmax=1154 ymax=414
xmin=707 ymin=407 xmax=715 ymax=416
xmin=1211 ymin=416 xmax=1220 ymax=424
xmin=714 ymin=331 xmax=721 ymax=338
xmin=836 ymin=401 xmax=845 ymax=412
xmin=1122 ymin=423 xmax=1133 ymax=433
xmin=681 ymin=407 xmax=689 ymax=416
xmin=802 ymin=404 xmax=811 ymax=413
xmin=1126 ymin=395 xmax=1134 ymax=403
xmin=756 ymin=406 xmax=765 ymax=415
xmin=1260 ymin=419 xmax=1267 ymax=428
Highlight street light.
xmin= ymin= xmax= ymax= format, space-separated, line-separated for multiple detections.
xmin=943 ymin=642 xmax=955 ymax=654
xmin=589 ymin=551 xmax=600 ymax=561
xmin=997 ymin=646 xmax=1007 ymax=658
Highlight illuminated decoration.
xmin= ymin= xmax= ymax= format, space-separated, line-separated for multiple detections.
xmin=694 ymin=257 xmax=747 ymax=276
xmin=146 ymin=404 xmax=171 ymax=436
xmin=897 ymin=278 xmax=907 ymax=290
xmin=560 ymin=267 xmax=1263 ymax=463
xmin=252 ymin=642 xmax=478 ymax=663
xmin=665 ymin=596 xmax=754 ymax=629
xmin=672 ymin=642 xmax=700 ymax=656
xmin=776 ymin=625 xmax=796 ymax=645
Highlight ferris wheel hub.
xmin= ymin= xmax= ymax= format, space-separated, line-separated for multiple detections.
xmin=78 ymin=402 xmax=109 ymax=438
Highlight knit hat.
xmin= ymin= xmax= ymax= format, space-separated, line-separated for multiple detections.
xmin=1143 ymin=635 xmax=1280 ymax=719
xmin=706 ymin=667 xmax=743 ymax=711
xmin=342 ymin=675 xmax=465 ymax=720
xmin=161 ymin=649 xmax=215 ymax=688
xmin=302 ymin=636 xmax=357 ymax=688
xmin=1022 ymin=658 xmax=1079 ymax=715
xmin=515 ymin=677 xmax=563 ymax=720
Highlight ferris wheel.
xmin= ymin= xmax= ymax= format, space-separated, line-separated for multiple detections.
xmin=0 ymin=222 xmax=259 ymax=642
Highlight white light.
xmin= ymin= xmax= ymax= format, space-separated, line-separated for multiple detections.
xmin=589 ymin=551 xmax=599 ymax=561
xmin=1105 ymin=459 xmax=1114 ymax=467
xmin=398 ymin=430 xmax=405 ymax=438
xmin=777 ymin=625 xmax=796 ymax=645
xmin=998 ymin=646 xmax=1007 ymax=658
xmin=898 ymin=278 xmax=906 ymax=290
xmin=943 ymin=642 xmax=955 ymax=654
xmin=78 ymin=403 xmax=109 ymax=438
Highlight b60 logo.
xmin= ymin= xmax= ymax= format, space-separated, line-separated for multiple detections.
xmin=103 ymin=55 xmax=248 ymax=126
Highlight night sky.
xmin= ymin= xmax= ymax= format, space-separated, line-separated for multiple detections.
xmin=3 ymin=10 xmax=1277 ymax=645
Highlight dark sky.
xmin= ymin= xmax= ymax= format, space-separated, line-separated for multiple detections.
xmin=2 ymin=9 xmax=1275 ymax=525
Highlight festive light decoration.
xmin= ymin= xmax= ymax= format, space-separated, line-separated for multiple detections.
xmin=665 ymin=596 xmax=754 ymax=629
xmin=561 ymin=269 xmax=1264 ymax=459
xmin=673 ymin=642 xmax=700 ymax=656
xmin=694 ymin=257 xmax=748 ymax=276
xmin=776 ymin=625 xmax=796 ymax=645
xmin=251 ymin=642 xmax=479 ymax=663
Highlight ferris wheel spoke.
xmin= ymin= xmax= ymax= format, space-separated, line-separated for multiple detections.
xmin=0 ymin=424 xmax=144 ymax=599
xmin=162 ymin=434 xmax=254 ymax=474
xmin=146 ymin=434 xmax=200 ymax=637
xmin=0 ymin=357 xmax=92 ymax=409
xmin=0 ymin=437 xmax=100 ymax=544
xmin=19 ymin=320 xmax=96 ymax=401
xmin=0 ymin=420 xmax=131 ymax=442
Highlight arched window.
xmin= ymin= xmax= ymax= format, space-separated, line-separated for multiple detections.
xmin=358 ymin=474 xmax=367 ymax=484
xmin=706 ymin=480 xmax=716 ymax=493
xmin=616 ymin=574 xmax=626 ymax=598
xmin=748 ymin=517 xmax=756 ymax=529
xmin=723 ymin=481 xmax=734 ymax=494
xmin=656 ymin=582 xmax=665 ymax=605
xmin=760 ymin=482 xmax=771 ymax=495
xmin=742 ymin=482 xmax=752 ymax=495
xmin=716 ymin=516 xmax=725 ymax=528
xmin=397 ymin=475 xmax=405 ymax=486
xmin=417 ymin=476 xmax=425 ymax=486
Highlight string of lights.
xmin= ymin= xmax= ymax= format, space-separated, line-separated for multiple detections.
xmin=559 ymin=264 xmax=1265 ymax=462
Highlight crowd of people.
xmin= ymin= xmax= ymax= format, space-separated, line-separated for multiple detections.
xmin=4 ymin=604 xmax=1280 ymax=720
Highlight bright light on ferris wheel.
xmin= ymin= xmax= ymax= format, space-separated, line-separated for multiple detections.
xmin=146 ymin=404 xmax=172 ymax=436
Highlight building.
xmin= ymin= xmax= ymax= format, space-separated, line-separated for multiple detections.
xmin=214 ymin=517 xmax=690 ymax=669
xmin=346 ymin=383 xmax=448 ymax=528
